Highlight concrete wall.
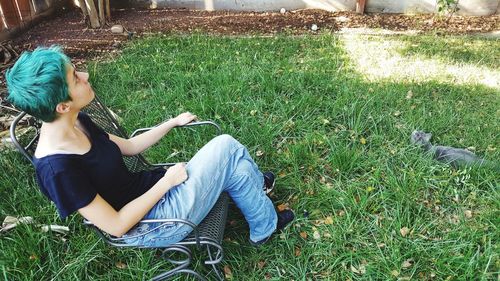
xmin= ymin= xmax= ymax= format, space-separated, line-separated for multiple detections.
xmin=136 ymin=0 xmax=305 ymax=11
xmin=130 ymin=0 xmax=500 ymax=15
xmin=456 ymin=0 xmax=499 ymax=16
xmin=315 ymin=0 xmax=500 ymax=15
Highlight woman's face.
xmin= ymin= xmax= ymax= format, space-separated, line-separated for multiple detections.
xmin=65 ymin=63 xmax=95 ymax=110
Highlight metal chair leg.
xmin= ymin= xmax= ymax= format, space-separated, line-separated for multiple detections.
xmin=151 ymin=245 xmax=207 ymax=281
xmin=152 ymin=269 xmax=207 ymax=281
xmin=204 ymin=244 xmax=224 ymax=281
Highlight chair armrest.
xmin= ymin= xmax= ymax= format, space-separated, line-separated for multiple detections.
xmin=130 ymin=120 xmax=222 ymax=138
xmin=130 ymin=120 xmax=222 ymax=167
xmin=9 ymin=111 xmax=40 ymax=165
xmin=83 ymin=218 xmax=201 ymax=247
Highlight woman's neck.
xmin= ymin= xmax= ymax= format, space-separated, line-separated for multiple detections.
xmin=41 ymin=111 xmax=80 ymax=138
xmin=35 ymin=110 xmax=95 ymax=158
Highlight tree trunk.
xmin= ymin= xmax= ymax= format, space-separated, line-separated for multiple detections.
xmin=77 ymin=0 xmax=88 ymax=18
xmin=84 ymin=0 xmax=100 ymax=28
xmin=28 ymin=0 xmax=36 ymax=17
xmin=105 ymin=0 xmax=111 ymax=20
xmin=356 ymin=0 xmax=366 ymax=14
xmin=98 ymin=0 xmax=105 ymax=26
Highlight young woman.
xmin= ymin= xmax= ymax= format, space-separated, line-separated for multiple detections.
xmin=6 ymin=46 xmax=293 ymax=247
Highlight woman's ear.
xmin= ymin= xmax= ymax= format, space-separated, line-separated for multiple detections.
xmin=55 ymin=101 xmax=71 ymax=114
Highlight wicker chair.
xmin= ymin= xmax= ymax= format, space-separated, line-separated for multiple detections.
xmin=9 ymin=95 xmax=229 ymax=281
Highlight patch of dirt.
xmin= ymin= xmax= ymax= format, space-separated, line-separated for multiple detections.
xmin=6 ymin=8 xmax=500 ymax=63
xmin=0 ymin=7 xmax=499 ymax=131
xmin=9 ymin=8 xmax=500 ymax=59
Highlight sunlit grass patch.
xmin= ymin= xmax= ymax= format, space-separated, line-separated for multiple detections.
xmin=341 ymin=33 xmax=500 ymax=89
xmin=397 ymin=35 xmax=500 ymax=68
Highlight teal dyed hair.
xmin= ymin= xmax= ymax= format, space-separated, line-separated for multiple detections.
xmin=5 ymin=46 xmax=71 ymax=122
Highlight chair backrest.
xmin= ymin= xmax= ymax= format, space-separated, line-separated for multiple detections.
xmin=9 ymin=95 xmax=151 ymax=172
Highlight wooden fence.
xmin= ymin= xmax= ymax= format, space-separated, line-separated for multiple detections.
xmin=1 ymin=0 xmax=34 ymax=30
xmin=0 ymin=0 xmax=67 ymax=41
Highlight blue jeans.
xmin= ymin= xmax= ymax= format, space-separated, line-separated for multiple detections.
xmin=123 ymin=134 xmax=277 ymax=247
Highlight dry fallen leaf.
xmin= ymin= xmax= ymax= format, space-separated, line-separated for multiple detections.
xmin=350 ymin=265 xmax=360 ymax=274
xmin=324 ymin=216 xmax=334 ymax=225
xmin=277 ymin=203 xmax=288 ymax=212
xmin=464 ymin=210 xmax=473 ymax=218
xmin=300 ymin=231 xmax=308 ymax=239
xmin=115 ymin=261 xmax=127 ymax=269
xmin=400 ymin=227 xmax=410 ymax=237
xmin=391 ymin=270 xmax=400 ymax=277
xmin=312 ymin=219 xmax=323 ymax=226
xmin=306 ymin=189 xmax=315 ymax=195
xmin=1 ymin=216 xmax=34 ymax=233
xmin=295 ymin=247 xmax=301 ymax=257
xmin=256 ymin=150 xmax=264 ymax=157
xmin=351 ymin=264 xmax=366 ymax=275
xmin=313 ymin=231 xmax=321 ymax=240
xmin=406 ymin=90 xmax=413 ymax=99
xmin=29 ymin=254 xmax=38 ymax=261
xmin=224 ymin=265 xmax=233 ymax=279
xmin=257 ymin=261 xmax=266 ymax=269
xmin=402 ymin=258 xmax=414 ymax=269
xmin=250 ymin=110 xmax=257 ymax=116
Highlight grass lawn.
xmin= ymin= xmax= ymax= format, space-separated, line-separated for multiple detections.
xmin=1 ymin=33 xmax=499 ymax=280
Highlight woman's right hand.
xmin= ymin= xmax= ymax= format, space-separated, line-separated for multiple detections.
xmin=174 ymin=112 xmax=197 ymax=126
xmin=162 ymin=163 xmax=188 ymax=187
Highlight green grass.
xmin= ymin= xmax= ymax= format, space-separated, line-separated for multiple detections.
xmin=1 ymin=33 xmax=499 ymax=280
xmin=396 ymin=35 xmax=500 ymax=68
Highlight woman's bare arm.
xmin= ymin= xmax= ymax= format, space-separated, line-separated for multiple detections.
xmin=78 ymin=163 xmax=187 ymax=237
xmin=109 ymin=112 xmax=197 ymax=156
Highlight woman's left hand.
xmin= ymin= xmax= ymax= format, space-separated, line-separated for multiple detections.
xmin=174 ymin=112 xmax=197 ymax=126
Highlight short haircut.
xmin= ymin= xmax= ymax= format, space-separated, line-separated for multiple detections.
xmin=5 ymin=46 xmax=71 ymax=122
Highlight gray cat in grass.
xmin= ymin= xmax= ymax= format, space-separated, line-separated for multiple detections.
xmin=410 ymin=130 xmax=494 ymax=169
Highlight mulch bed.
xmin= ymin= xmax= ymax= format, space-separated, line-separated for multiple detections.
xmin=8 ymin=8 xmax=500 ymax=62
xmin=0 ymin=7 xmax=499 ymax=132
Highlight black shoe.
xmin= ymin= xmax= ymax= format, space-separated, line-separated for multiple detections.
xmin=263 ymin=171 xmax=275 ymax=194
xmin=250 ymin=209 xmax=295 ymax=247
